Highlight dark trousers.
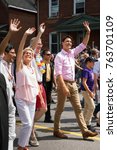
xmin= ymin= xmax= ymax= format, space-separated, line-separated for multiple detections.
xmin=0 ymin=73 xmax=8 ymax=150
xmin=44 ymin=81 xmax=52 ymax=121
xmin=94 ymin=103 xmax=100 ymax=114
xmin=45 ymin=91 xmax=52 ymax=121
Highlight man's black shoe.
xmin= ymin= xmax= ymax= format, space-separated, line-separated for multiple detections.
xmin=51 ymin=99 xmax=56 ymax=104
xmin=93 ymin=112 xmax=98 ymax=119
xmin=97 ymin=123 xmax=100 ymax=127
xmin=87 ymin=125 xmax=96 ymax=132
xmin=44 ymin=119 xmax=54 ymax=123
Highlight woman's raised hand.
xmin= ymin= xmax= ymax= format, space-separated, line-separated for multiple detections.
xmin=25 ymin=27 xmax=36 ymax=35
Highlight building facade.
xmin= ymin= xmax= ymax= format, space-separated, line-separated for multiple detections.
xmin=38 ymin=0 xmax=100 ymax=54
xmin=0 ymin=0 xmax=100 ymax=53
xmin=0 ymin=0 xmax=37 ymax=49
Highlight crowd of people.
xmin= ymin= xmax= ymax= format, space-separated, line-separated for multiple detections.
xmin=0 ymin=19 xmax=100 ymax=150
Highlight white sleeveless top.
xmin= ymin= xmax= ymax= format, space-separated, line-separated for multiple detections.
xmin=15 ymin=64 xmax=38 ymax=103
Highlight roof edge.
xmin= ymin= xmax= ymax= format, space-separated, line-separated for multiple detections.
xmin=8 ymin=5 xmax=37 ymax=13
xmin=2 ymin=0 xmax=8 ymax=6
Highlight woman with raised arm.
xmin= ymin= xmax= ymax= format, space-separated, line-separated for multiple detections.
xmin=15 ymin=27 xmax=38 ymax=150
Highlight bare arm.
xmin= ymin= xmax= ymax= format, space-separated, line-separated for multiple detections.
xmin=53 ymin=74 xmax=57 ymax=89
xmin=82 ymin=78 xmax=94 ymax=99
xmin=16 ymin=27 xmax=36 ymax=72
xmin=31 ymin=23 xmax=45 ymax=50
xmin=75 ymin=63 xmax=83 ymax=70
xmin=0 ymin=19 xmax=21 ymax=55
xmin=82 ymin=21 xmax=91 ymax=46
xmin=75 ymin=59 xmax=83 ymax=70
xmin=94 ymin=73 xmax=99 ymax=94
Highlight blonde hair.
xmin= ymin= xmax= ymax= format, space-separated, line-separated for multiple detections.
xmin=23 ymin=47 xmax=34 ymax=55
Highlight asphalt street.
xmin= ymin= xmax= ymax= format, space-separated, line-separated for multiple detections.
xmin=14 ymin=90 xmax=100 ymax=150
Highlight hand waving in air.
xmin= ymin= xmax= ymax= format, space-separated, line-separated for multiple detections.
xmin=9 ymin=19 xmax=22 ymax=32
xmin=83 ymin=21 xmax=91 ymax=33
xmin=25 ymin=27 xmax=36 ymax=35
xmin=39 ymin=23 xmax=46 ymax=34
xmin=0 ymin=18 xmax=22 ymax=55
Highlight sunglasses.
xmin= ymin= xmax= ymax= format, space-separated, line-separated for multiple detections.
xmin=45 ymin=54 xmax=51 ymax=56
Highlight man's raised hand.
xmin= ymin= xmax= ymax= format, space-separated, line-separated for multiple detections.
xmin=10 ymin=19 xmax=22 ymax=32
xmin=83 ymin=21 xmax=91 ymax=33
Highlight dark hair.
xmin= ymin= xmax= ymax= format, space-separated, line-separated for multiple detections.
xmin=85 ymin=56 xmax=98 ymax=64
xmin=42 ymin=49 xmax=51 ymax=56
xmin=5 ymin=43 xmax=14 ymax=53
xmin=62 ymin=35 xmax=73 ymax=42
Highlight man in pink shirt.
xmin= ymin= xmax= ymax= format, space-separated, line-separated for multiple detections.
xmin=54 ymin=21 xmax=98 ymax=139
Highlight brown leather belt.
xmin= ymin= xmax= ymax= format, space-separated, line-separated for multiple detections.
xmin=64 ymin=80 xmax=75 ymax=84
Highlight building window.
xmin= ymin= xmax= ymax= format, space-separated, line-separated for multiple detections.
xmin=74 ymin=0 xmax=85 ymax=14
xmin=49 ymin=33 xmax=58 ymax=54
xmin=49 ymin=0 xmax=59 ymax=17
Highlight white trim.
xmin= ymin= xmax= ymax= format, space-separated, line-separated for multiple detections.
xmin=73 ymin=0 xmax=85 ymax=15
xmin=49 ymin=33 xmax=51 ymax=52
xmin=8 ymin=5 xmax=37 ymax=13
xmin=49 ymin=0 xmax=51 ymax=17
xmin=49 ymin=0 xmax=59 ymax=17
xmin=73 ymin=0 xmax=76 ymax=15
xmin=49 ymin=32 xmax=58 ymax=53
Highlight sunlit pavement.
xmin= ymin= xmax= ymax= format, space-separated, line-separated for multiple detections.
xmin=14 ymin=90 xmax=100 ymax=150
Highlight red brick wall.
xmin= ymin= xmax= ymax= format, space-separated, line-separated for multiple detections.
xmin=0 ymin=2 xmax=9 ymax=42
xmin=59 ymin=0 xmax=73 ymax=18
xmin=8 ymin=8 xmax=37 ymax=50
xmin=0 ymin=2 xmax=9 ymax=24
xmin=39 ymin=0 xmax=74 ymax=50
xmin=38 ymin=0 xmax=50 ymax=50
xmin=39 ymin=0 xmax=100 ymax=51
xmin=0 ymin=1 xmax=100 ymax=52
xmin=39 ymin=0 xmax=73 ymax=21
xmin=38 ymin=0 xmax=58 ymax=48
xmin=85 ymin=0 xmax=100 ymax=16
xmin=39 ymin=0 xmax=48 ymax=23
xmin=90 ymin=30 xmax=100 ymax=49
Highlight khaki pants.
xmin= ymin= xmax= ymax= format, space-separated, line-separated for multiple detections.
xmin=54 ymin=81 xmax=88 ymax=133
xmin=82 ymin=91 xmax=95 ymax=125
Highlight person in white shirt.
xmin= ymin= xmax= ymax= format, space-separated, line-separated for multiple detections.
xmin=0 ymin=18 xmax=21 ymax=150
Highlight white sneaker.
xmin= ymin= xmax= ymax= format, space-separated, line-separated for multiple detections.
xmin=29 ymin=136 xmax=39 ymax=147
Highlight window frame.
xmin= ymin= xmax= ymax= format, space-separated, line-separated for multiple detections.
xmin=49 ymin=0 xmax=59 ymax=17
xmin=49 ymin=32 xmax=59 ymax=54
xmin=73 ymin=0 xmax=85 ymax=15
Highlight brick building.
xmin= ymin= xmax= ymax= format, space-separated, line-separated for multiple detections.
xmin=0 ymin=0 xmax=37 ymax=49
xmin=0 ymin=0 xmax=100 ymax=53
xmin=38 ymin=0 xmax=100 ymax=54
